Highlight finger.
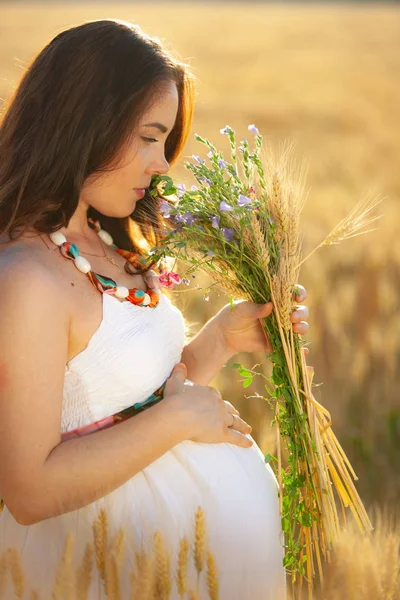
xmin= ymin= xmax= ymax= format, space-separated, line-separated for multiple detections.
xmin=235 ymin=300 xmax=274 ymax=320
xmin=227 ymin=414 xmax=252 ymax=434
xmin=293 ymin=321 xmax=309 ymax=335
xmin=293 ymin=284 xmax=307 ymax=303
xmin=290 ymin=305 xmax=309 ymax=323
xmin=226 ymin=429 xmax=254 ymax=448
xmin=224 ymin=400 xmax=240 ymax=416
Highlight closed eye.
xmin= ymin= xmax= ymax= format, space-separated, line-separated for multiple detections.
xmin=141 ymin=136 xmax=159 ymax=144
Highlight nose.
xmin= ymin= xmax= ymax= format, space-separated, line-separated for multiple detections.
xmin=147 ymin=154 xmax=170 ymax=176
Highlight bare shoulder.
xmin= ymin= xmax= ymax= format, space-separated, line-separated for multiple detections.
xmin=0 ymin=240 xmax=71 ymax=354
xmin=0 ymin=239 xmax=71 ymax=522
xmin=0 ymin=237 xmax=69 ymax=307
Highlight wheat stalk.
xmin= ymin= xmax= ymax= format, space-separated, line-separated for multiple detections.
xmin=105 ymin=530 xmax=125 ymax=600
xmin=176 ymin=537 xmax=190 ymax=597
xmin=92 ymin=507 xmax=109 ymax=591
xmin=153 ymin=531 xmax=172 ymax=600
xmin=0 ymin=553 xmax=7 ymax=598
xmin=206 ymin=551 xmax=219 ymax=600
xmin=75 ymin=543 xmax=94 ymax=600
xmin=5 ymin=548 xmax=25 ymax=599
xmin=194 ymin=506 xmax=207 ymax=576
xmin=51 ymin=532 xmax=75 ymax=600
xmin=298 ymin=193 xmax=383 ymax=268
xmin=130 ymin=546 xmax=155 ymax=600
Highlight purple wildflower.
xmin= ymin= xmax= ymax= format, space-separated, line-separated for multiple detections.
xmin=248 ymin=124 xmax=259 ymax=135
xmin=207 ymin=251 xmax=216 ymax=257
xmin=191 ymin=185 xmax=198 ymax=191
xmin=220 ymin=125 xmax=233 ymax=135
xmin=211 ymin=215 xmax=220 ymax=229
xmin=199 ymin=177 xmax=212 ymax=186
xmin=207 ymin=150 xmax=214 ymax=158
xmin=221 ymin=227 xmax=234 ymax=242
xmin=238 ymin=194 xmax=253 ymax=206
xmin=181 ymin=278 xmax=191 ymax=285
xmin=192 ymin=155 xmax=205 ymax=164
xmin=183 ymin=211 xmax=195 ymax=226
xmin=172 ymin=213 xmax=186 ymax=225
xmin=218 ymin=159 xmax=227 ymax=169
xmin=219 ymin=201 xmax=234 ymax=212
xmin=159 ymin=200 xmax=172 ymax=217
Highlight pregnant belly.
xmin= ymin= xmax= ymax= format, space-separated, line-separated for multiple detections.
xmin=0 ymin=437 xmax=286 ymax=600
xmin=119 ymin=437 xmax=285 ymax=598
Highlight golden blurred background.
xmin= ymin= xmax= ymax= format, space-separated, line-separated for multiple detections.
xmin=1 ymin=1 xmax=398 ymax=514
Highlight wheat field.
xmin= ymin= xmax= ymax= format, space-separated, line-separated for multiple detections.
xmin=0 ymin=2 xmax=399 ymax=598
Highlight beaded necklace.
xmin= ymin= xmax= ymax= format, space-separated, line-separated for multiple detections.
xmin=49 ymin=217 xmax=160 ymax=308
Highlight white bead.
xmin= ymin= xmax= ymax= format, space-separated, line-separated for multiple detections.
xmin=74 ymin=255 xmax=91 ymax=274
xmin=141 ymin=293 xmax=151 ymax=306
xmin=98 ymin=229 xmax=113 ymax=246
xmin=115 ymin=286 xmax=129 ymax=299
xmin=49 ymin=231 xmax=67 ymax=246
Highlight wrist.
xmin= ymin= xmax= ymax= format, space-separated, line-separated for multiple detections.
xmin=157 ymin=392 xmax=194 ymax=444
xmin=208 ymin=314 xmax=236 ymax=361
xmin=182 ymin=317 xmax=234 ymax=386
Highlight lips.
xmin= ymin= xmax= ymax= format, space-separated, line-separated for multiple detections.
xmin=133 ymin=188 xmax=146 ymax=199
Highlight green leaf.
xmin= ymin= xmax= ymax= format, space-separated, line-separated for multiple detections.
xmin=269 ymin=352 xmax=285 ymax=366
xmin=298 ymin=512 xmax=313 ymax=527
xmin=238 ymin=367 xmax=252 ymax=377
xmin=243 ymin=378 xmax=253 ymax=388
xmin=282 ymin=518 xmax=290 ymax=533
xmin=231 ymin=363 xmax=241 ymax=370
xmin=283 ymin=554 xmax=295 ymax=567
xmin=281 ymin=388 xmax=293 ymax=404
xmin=264 ymin=452 xmax=275 ymax=464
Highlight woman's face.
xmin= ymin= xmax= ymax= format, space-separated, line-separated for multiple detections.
xmin=80 ymin=80 xmax=179 ymax=218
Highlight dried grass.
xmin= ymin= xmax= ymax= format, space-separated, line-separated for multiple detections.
xmin=0 ymin=506 xmax=398 ymax=599
xmin=0 ymin=505 xmax=220 ymax=600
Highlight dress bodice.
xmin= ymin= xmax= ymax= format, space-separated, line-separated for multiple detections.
xmin=61 ymin=292 xmax=186 ymax=433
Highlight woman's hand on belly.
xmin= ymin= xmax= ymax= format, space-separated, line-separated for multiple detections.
xmin=163 ymin=363 xmax=254 ymax=449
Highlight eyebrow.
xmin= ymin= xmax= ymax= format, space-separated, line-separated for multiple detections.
xmin=143 ymin=122 xmax=169 ymax=134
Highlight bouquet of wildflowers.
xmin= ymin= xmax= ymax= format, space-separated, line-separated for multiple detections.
xmin=149 ymin=125 xmax=379 ymax=597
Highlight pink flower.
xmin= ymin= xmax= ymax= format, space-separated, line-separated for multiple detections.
xmin=158 ymin=269 xmax=182 ymax=289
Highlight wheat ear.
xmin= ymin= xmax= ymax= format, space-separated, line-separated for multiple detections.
xmin=176 ymin=537 xmax=190 ymax=597
xmin=153 ymin=531 xmax=172 ymax=600
xmin=75 ymin=543 xmax=94 ymax=600
xmin=51 ymin=532 xmax=75 ymax=600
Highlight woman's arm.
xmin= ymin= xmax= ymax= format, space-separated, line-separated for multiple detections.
xmin=37 ymin=400 xmax=186 ymax=525
xmin=181 ymin=293 xmax=309 ymax=386
xmin=0 ymin=258 xmax=188 ymax=526
xmin=180 ymin=314 xmax=234 ymax=385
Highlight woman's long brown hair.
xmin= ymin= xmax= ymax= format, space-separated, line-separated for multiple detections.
xmin=0 ymin=19 xmax=195 ymax=261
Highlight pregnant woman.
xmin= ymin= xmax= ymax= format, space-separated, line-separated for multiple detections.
xmin=0 ymin=19 xmax=309 ymax=599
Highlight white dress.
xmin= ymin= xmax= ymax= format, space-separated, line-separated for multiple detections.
xmin=0 ymin=291 xmax=286 ymax=599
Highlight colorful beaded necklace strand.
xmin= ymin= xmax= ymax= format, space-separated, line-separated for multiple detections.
xmin=49 ymin=218 xmax=160 ymax=308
